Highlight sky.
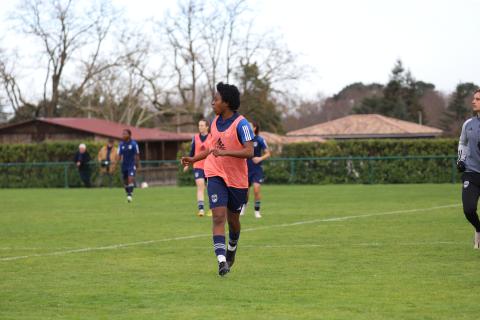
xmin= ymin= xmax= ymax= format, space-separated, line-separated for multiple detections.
xmin=1 ymin=0 xmax=480 ymax=99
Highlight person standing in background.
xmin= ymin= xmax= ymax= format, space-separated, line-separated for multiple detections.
xmin=74 ymin=143 xmax=91 ymax=188
xmin=97 ymin=138 xmax=118 ymax=188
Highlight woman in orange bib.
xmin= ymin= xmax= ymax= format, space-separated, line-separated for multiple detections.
xmin=182 ymin=82 xmax=254 ymax=276
xmin=184 ymin=119 xmax=212 ymax=217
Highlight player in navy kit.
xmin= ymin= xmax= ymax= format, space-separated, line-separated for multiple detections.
xmin=241 ymin=122 xmax=271 ymax=218
xmin=118 ymin=129 xmax=140 ymax=203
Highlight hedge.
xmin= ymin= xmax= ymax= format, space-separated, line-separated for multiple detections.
xmin=0 ymin=138 xmax=460 ymax=187
xmin=177 ymin=138 xmax=459 ymax=186
xmin=0 ymin=141 xmax=123 ymax=188
xmin=0 ymin=141 xmax=104 ymax=163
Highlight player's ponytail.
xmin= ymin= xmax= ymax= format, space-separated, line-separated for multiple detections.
xmin=252 ymin=121 xmax=259 ymax=136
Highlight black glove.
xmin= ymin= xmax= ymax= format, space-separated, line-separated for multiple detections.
xmin=457 ymin=161 xmax=466 ymax=172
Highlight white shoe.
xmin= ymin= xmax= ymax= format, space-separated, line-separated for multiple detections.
xmin=197 ymin=209 xmax=205 ymax=217
xmin=254 ymin=210 xmax=262 ymax=218
xmin=474 ymin=232 xmax=480 ymax=249
xmin=240 ymin=205 xmax=246 ymax=216
xmin=127 ymin=195 xmax=132 ymax=203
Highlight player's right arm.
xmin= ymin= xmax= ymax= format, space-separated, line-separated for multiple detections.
xmin=457 ymin=119 xmax=470 ymax=172
xmin=181 ymin=147 xmax=210 ymax=167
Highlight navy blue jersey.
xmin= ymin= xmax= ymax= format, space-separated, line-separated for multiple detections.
xmin=247 ymin=135 xmax=268 ymax=169
xmin=118 ymin=140 xmax=140 ymax=169
xmin=215 ymin=112 xmax=254 ymax=144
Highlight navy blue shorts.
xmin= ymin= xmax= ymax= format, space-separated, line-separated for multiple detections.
xmin=207 ymin=176 xmax=248 ymax=213
xmin=248 ymin=168 xmax=264 ymax=185
xmin=193 ymin=168 xmax=205 ymax=180
xmin=122 ymin=167 xmax=136 ymax=180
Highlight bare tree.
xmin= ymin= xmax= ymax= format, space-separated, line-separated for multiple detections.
xmin=163 ymin=0 xmax=207 ymax=114
xmin=3 ymin=0 xmax=116 ymax=117
xmin=198 ymin=0 xmax=247 ymax=95
xmin=74 ymin=28 xmax=181 ymax=127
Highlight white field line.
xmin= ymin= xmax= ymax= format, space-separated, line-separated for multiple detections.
xmin=188 ymin=241 xmax=463 ymax=250
xmin=0 ymin=203 xmax=460 ymax=262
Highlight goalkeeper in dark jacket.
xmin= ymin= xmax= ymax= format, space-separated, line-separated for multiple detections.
xmin=457 ymin=88 xmax=480 ymax=249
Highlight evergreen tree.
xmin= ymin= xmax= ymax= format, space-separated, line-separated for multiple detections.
xmin=353 ymin=60 xmax=429 ymax=123
xmin=441 ymin=82 xmax=478 ymax=136
xmin=237 ymin=62 xmax=283 ymax=133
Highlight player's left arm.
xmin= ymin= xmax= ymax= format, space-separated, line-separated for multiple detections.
xmin=253 ymin=138 xmax=271 ymax=164
xmin=457 ymin=120 xmax=469 ymax=172
xmin=212 ymin=119 xmax=254 ymax=158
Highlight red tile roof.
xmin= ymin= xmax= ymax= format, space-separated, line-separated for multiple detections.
xmin=260 ymin=131 xmax=326 ymax=144
xmin=287 ymin=114 xmax=442 ymax=139
xmin=36 ymin=117 xmax=191 ymax=141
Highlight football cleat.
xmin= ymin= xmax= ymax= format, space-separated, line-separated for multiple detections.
xmin=254 ymin=211 xmax=262 ymax=218
xmin=218 ymin=261 xmax=230 ymax=276
xmin=197 ymin=209 xmax=205 ymax=217
xmin=226 ymin=246 xmax=237 ymax=268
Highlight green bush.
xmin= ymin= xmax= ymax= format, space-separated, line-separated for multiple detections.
xmin=0 ymin=141 xmax=105 ymax=163
xmin=264 ymin=139 xmax=458 ymax=184
xmin=0 ymin=141 xmax=125 ymax=188
xmin=1 ymin=139 xmax=460 ymax=187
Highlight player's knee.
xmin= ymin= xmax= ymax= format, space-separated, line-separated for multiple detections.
xmin=227 ymin=213 xmax=240 ymax=224
xmin=212 ymin=213 xmax=225 ymax=225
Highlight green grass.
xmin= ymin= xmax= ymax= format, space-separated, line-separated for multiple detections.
xmin=0 ymin=184 xmax=478 ymax=319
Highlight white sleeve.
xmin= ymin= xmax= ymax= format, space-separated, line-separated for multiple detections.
xmin=458 ymin=120 xmax=470 ymax=162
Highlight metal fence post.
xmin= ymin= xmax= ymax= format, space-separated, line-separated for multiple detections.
xmin=368 ymin=159 xmax=373 ymax=184
xmin=64 ymin=164 xmax=69 ymax=188
xmin=290 ymin=159 xmax=296 ymax=183
xmin=451 ymin=158 xmax=456 ymax=184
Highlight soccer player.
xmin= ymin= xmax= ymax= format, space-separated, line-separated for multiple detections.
xmin=457 ymin=88 xmax=480 ymax=248
xmin=183 ymin=119 xmax=212 ymax=217
xmin=182 ymin=82 xmax=254 ymax=276
xmin=241 ymin=121 xmax=271 ymax=218
xmin=118 ymin=129 xmax=140 ymax=203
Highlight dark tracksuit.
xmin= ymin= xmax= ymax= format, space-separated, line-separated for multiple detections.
xmin=74 ymin=151 xmax=91 ymax=188
xmin=458 ymin=116 xmax=480 ymax=232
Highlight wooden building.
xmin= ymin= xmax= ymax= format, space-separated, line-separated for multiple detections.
xmin=0 ymin=117 xmax=191 ymax=161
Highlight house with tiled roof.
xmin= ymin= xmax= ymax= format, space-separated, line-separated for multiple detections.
xmin=287 ymin=114 xmax=442 ymax=139
xmin=260 ymin=132 xmax=325 ymax=145
xmin=0 ymin=117 xmax=191 ymax=160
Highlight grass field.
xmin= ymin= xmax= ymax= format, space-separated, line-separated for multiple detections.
xmin=1 ymin=184 xmax=478 ymax=319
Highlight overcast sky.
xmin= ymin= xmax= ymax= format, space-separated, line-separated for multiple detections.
xmin=1 ymin=0 xmax=480 ymax=97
